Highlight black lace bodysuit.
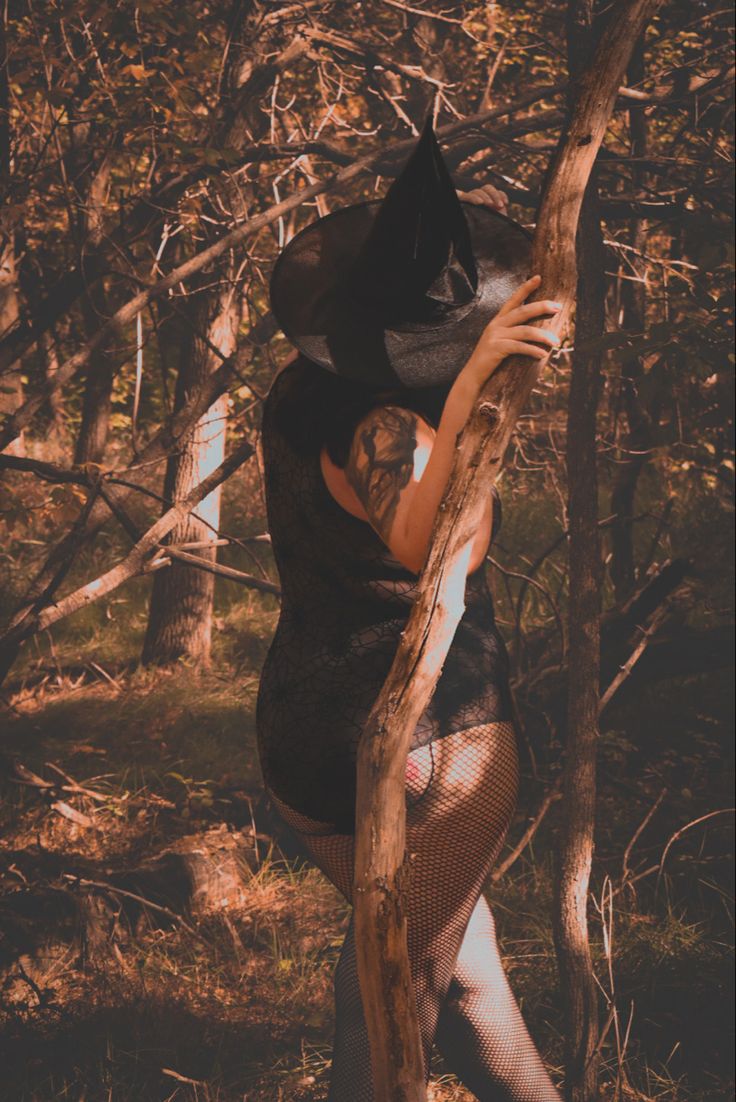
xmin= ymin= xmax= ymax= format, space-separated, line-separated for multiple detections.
xmin=255 ymin=356 xmax=513 ymax=834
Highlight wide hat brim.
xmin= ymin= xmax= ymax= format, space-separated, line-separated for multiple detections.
xmin=269 ymin=199 xmax=533 ymax=389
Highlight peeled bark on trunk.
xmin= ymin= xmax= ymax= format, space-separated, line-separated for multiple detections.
xmin=142 ymin=285 xmax=239 ymax=666
xmin=352 ymin=3 xmax=663 ymax=1095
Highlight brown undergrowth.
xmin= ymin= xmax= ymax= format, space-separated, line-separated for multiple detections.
xmin=0 ymin=642 xmax=732 ymax=1100
xmin=1 ymin=667 xmax=486 ymax=1100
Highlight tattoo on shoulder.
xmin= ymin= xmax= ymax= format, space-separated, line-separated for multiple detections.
xmin=346 ymin=406 xmax=418 ymax=539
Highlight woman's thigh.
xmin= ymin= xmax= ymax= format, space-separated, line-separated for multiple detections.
xmin=401 ymin=723 xmax=519 ymax=994
xmin=269 ymin=721 xmax=518 ymax=915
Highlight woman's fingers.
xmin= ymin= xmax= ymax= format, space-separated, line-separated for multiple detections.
xmin=500 ymin=340 xmax=552 ymax=359
xmin=501 ymin=299 xmax=562 ymax=327
xmin=504 ymin=324 xmax=560 ymax=347
xmin=480 ymin=183 xmax=509 ymax=209
xmin=496 ymin=274 xmax=543 ymax=317
xmin=457 ymin=184 xmax=509 ymax=212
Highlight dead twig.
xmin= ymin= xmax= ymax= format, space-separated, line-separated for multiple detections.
xmin=61 ymin=873 xmax=202 ymax=940
xmin=598 ymin=604 xmax=668 ymax=714
xmin=491 ymin=777 xmax=563 ymax=881
xmin=621 ymin=788 xmax=668 ymax=887
xmin=657 ymin=808 xmax=735 ymax=884
xmin=487 ymin=554 xmax=567 ymax=656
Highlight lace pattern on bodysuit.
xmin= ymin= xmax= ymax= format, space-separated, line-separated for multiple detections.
xmin=256 ymin=356 xmax=513 ymax=833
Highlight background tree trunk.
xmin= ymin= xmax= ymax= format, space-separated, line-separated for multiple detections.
xmin=0 ymin=241 xmax=23 ymax=457
xmin=140 ymin=0 xmax=261 ymax=666
xmin=72 ymin=142 xmax=122 ymax=466
xmin=141 ymin=284 xmax=238 ymax=665
xmin=16 ymin=243 xmax=66 ymax=449
xmin=555 ymin=190 xmax=605 ymax=1102
xmin=553 ymin=4 xmax=606 ymax=1100
xmin=610 ymin=38 xmax=653 ymax=602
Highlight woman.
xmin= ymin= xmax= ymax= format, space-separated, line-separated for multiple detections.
xmin=256 ymin=120 xmax=562 ymax=1100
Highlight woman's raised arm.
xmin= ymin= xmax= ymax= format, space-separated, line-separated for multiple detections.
xmin=345 ymin=399 xmax=492 ymax=576
xmin=344 ymin=275 xmax=561 ymax=575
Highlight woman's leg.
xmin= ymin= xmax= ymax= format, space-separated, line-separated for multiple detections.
xmin=436 ymin=893 xmax=561 ymax=1100
xmin=269 ymin=722 xmax=559 ymax=1101
xmin=268 ymin=799 xmax=373 ymax=1098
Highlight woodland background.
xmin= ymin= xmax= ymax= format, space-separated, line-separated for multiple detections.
xmin=0 ymin=1 xmax=733 ymax=1099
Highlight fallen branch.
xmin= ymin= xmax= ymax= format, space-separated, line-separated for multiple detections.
xmin=61 ymin=873 xmax=202 ymax=940
xmin=150 ymin=547 xmax=280 ymax=595
xmin=0 ymin=825 xmax=262 ymax=970
xmin=11 ymin=761 xmax=98 ymax=829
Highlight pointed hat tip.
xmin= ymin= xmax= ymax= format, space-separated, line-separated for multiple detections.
xmin=419 ymin=113 xmax=439 ymax=147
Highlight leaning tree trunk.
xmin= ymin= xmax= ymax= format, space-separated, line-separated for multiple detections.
xmin=351 ymin=1 xmax=663 ymax=1096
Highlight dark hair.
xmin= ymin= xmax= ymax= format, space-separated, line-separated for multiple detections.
xmin=274 ymin=354 xmax=451 ymax=467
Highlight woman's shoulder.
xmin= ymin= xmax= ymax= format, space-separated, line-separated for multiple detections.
xmin=346 ymin=404 xmax=435 ymax=477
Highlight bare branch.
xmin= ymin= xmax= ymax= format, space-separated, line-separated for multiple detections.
xmin=598 ymin=603 xmax=668 ymax=713
xmin=1 ymin=440 xmax=254 ymax=644
xmin=491 ymin=778 xmax=563 ymax=882
xmin=153 ymin=547 xmax=280 ymax=596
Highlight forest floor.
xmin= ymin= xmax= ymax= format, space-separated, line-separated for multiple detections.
xmin=0 ymin=568 xmax=733 ymax=1101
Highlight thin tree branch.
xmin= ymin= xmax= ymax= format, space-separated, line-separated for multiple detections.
xmin=1 ymin=441 xmax=253 ymax=644
xmin=491 ymin=777 xmax=564 ymax=882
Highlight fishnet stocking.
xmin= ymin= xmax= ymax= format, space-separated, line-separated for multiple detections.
xmin=271 ymin=722 xmax=561 ymax=1101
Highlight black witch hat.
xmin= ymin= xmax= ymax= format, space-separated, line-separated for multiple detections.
xmin=269 ymin=117 xmax=532 ymax=388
